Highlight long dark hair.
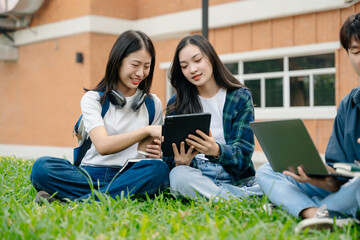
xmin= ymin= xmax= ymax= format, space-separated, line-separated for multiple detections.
xmin=167 ymin=34 xmax=244 ymax=114
xmin=340 ymin=13 xmax=360 ymax=52
xmin=86 ymin=30 xmax=156 ymax=104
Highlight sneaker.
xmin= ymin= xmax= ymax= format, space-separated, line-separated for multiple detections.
xmin=294 ymin=205 xmax=360 ymax=233
xmin=35 ymin=190 xmax=58 ymax=204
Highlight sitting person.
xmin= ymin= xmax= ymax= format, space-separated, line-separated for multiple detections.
xmin=30 ymin=30 xmax=169 ymax=203
xmin=256 ymin=13 xmax=360 ymax=231
xmin=163 ymin=34 xmax=262 ymax=201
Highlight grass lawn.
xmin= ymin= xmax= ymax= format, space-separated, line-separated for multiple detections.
xmin=1 ymin=156 xmax=359 ymax=239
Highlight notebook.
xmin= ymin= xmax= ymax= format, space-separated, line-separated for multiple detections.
xmin=162 ymin=113 xmax=211 ymax=157
xmin=250 ymin=119 xmax=349 ymax=178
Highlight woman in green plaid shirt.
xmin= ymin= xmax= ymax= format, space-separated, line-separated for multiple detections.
xmin=164 ymin=35 xmax=263 ymax=200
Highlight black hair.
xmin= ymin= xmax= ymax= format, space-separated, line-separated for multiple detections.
xmin=167 ymin=34 xmax=244 ymax=114
xmin=340 ymin=13 xmax=360 ymax=52
xmin=86 ymin=30 xmax=155 ymax=104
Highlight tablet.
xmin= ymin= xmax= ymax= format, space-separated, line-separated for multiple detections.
xmin=162 ymin=113 xmax=211 ymax=157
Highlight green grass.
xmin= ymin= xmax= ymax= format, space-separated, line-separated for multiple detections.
xmin=0 ymin=156 xmax=359 ymax=239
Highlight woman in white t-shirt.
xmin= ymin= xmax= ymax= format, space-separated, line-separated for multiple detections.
xmin=30 ymin=30 xmax=169 ymax=203
xmin=164 ymin=35 xmax=262 ymax=200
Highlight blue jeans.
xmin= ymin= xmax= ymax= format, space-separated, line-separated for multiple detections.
xmin=256 ymin=163 xmax=360 ymax=217
xmin=30 ymin=156 xmax=170 ymax=201
xmin=169 ymin=159 xmax=263 ymax=200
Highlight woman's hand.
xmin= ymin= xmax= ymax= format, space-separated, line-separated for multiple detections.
xmin=145 ymin=125 xmax=162 ymax=139
xmin=143 ymin=138 xmax=162 ymax=159
xmin=173 ymin=141 xmax=199 ymax=166
xmin=283 ymin=165 xmax=341 ymax=193
xmin=140 ymin=126 xmax=162 ymax=158
xmin=185 ymin=130 xmax=220 ymax=158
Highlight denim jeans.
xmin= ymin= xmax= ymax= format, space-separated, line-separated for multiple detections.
xmin=256 ymin=163 xmax=360 ymax=217
xmin=30 ymin=156 xmax=170 ymax=201
xmin=169 ymin=159 xmax=263 ymax=200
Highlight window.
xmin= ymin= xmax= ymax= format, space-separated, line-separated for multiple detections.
xmin=224 ymin=63 xmax=238 ymax=75
xmin=244 ymin=79 xmax=260 ymax=107
xmin=289 ymin=53 xmax=334 ymax=70
xmin=266 ymin=77 xmax=283 ymax=107
xmin=314 ymin=74 xmax=335 ymax=106
xmin=290 ymin=76 xmax=309 ymax=106
xmin=244 ymin=59 xmax=283 ymax=74
xmin=224 ymin=53 xmax=336 ymax=112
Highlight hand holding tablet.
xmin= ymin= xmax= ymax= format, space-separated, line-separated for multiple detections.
xmin=161 ymin=113 xmax=211 ymax=157
xmin=137 ymin=136 xmax=161 ymax=158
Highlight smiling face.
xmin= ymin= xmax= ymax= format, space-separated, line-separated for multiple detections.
xmin=178 ymin=44 xmax=215 ymax=88
xmin=117 ymin=48 xmax=151 ymax=96
xmin=348 ymin=38 xmax=360 ymax=77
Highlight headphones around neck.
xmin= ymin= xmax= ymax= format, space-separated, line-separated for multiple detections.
xmin=108 ymin=89 xmax=146 ymax=112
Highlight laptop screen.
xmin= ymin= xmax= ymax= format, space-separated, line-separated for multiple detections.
xmin=250 ymin=119 xmax=329 ymax=176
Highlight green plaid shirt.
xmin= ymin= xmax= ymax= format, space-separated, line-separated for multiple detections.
xmin=164 ymin=88 xmax=256 ymax=186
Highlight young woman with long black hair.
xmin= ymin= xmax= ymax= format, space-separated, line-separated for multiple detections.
xmin=164 ymin=35 xmax=262 ymax=200
xmin=31 ymin=30 xmax=169 ymax=202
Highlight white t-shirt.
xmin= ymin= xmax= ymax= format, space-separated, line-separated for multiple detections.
xmin=80 ymin=89 xmax=163 ymax=167
xmin=197 ymin=88 xmax=227 ymax=160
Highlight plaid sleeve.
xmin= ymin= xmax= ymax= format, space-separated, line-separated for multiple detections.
xmin=207 ymin=88 xmax=255 ymax=184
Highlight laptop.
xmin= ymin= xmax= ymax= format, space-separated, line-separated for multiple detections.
xmin=162 ymin=113 xmax=211 ymax=157
xmin=250 ymin=119 xmax=346 ymax=177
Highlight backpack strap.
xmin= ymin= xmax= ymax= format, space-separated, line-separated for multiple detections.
xmin=99 ymin=91 xmax=109 ymax=118
xmin=144 ymin=95 xmax=155 ymax=125
xmin=73 ymin=91 xmax=109 ymax=167
xmin=73 ymin=138 xmax=92 ymax=167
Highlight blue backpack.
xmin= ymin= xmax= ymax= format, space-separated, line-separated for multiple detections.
xmin=73 ymin=91 xmax=155 ymax=167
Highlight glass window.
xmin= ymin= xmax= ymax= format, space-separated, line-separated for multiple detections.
xmin=244 ymin=59 xmax=283 ymax=74
xmin=290 ymin=76 xmax=310 ymax=106
xmin=289 ymin=53 xmax=334 ymax=70
xmin=245 ymin=79 xmax=261 ymax=107
xmin=314 ymin=74 xmax=335 ymax=106
xmin=265 ymin=78 xmax=283 ymax=107
xmin=224 ymin=62 xmax=238 ymax=75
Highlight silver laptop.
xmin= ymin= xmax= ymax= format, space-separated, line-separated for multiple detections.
xmin=250 ymin=119 xmax=341 ymax=177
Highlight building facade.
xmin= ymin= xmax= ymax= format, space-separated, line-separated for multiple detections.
xmin=0 ymin=0 xmax=359 ymax=162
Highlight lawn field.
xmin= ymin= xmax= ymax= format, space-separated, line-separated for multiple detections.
xmin=1 ymin=156 xmax=359 ymax=239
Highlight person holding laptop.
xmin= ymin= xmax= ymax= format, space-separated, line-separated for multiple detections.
xmin=30 ymin=30 xmax=169 ymax=203
xmin=163 ymin=34 xmax=262 ymax=200
xmin=256 ymin=13 xmax=360 ymax=231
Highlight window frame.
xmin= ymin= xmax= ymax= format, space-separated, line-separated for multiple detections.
xmin=240 ymin=62 xmax=336 ymax=109
xmin=222 ymin=42 xmax=339 ymax=120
